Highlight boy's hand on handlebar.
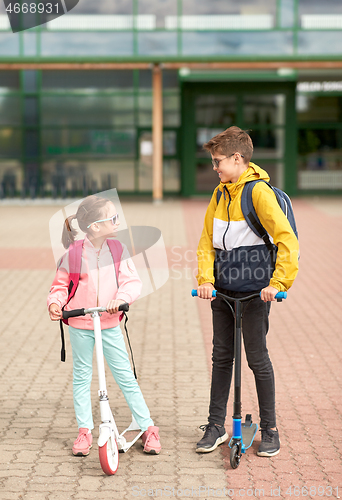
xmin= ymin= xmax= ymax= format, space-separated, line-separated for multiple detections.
xmin=49 ymin=303 xmax=62 ymax=321
xmin=260 ymin=286 xmax=279 ymax=303
xmin=106 ymin=299 xmax=127 ymax=314
xmin=197 ymin=283 xmax=216 ymax=301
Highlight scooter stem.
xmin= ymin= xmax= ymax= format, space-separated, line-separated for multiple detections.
xmin=93 ymin=311 xmax=107 ymax=396
xmin=233 ymin=300 xmax=242 ymax=420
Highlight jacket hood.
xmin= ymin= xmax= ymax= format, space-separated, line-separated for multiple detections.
xmin=219 ymin=162 xmax=270 ymax=192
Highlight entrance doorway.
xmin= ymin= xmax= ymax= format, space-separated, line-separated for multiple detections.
xmin=181 ymin=81 xmax=296 ymax=196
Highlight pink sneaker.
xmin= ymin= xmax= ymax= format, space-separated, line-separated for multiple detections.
xmin=141 ymin=426 xmax=161 ymax=455
xmin=72 ymin=428 xmax=93 ymax=456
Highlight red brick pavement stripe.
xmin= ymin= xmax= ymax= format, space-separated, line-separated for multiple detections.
xmin=182 ymin=198 xmax=342 ymax=496
xmin=0 ymin=248 xmax=56 ymax=269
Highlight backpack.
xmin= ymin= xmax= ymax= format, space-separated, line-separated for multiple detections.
xmin=216 ymin=180 xmax=298 ymax=268
xmin=59 ymin=238 xmax=123 ymax=361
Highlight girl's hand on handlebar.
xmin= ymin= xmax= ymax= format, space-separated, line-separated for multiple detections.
xmin=260 ymin=286 xmax=280 ymax=303
xmin=197 ymin=283 xmax=216 ymax=301
xmin=106 ymin=299 xmax=127 ymax=314
xmin=49 ymin=303 xmax=62 ymax=321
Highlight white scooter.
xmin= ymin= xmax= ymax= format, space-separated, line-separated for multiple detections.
xmin=62 ymin=303 xmax=143 ymax=475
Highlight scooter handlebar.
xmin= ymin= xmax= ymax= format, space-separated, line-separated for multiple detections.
xmin=62 ymin=308 xmax=85 ymax=319
xmin=191 ymin=289 xmax=287 ymax=300
xmin=118 ymin=302 xmax=129 ymax=312
xmin=62 ymin=302 xmax=129 ymax=319
xmin=191 ymin=289 xmax=217 ymax=297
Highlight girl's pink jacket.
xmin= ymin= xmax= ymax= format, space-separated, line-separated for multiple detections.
xmin=47 ymin=237 xmax=142 ymax=330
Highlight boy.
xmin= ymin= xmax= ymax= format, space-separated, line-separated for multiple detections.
xmin=196 ymin=126 xmax=299 ymax=457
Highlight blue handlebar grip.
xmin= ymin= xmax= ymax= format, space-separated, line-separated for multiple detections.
xmin=191 ymin=289 xmax=217 ymax=297
xmin=275 ymin=291 xmax=287 ymax=300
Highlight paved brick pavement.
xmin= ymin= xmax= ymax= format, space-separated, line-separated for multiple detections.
xmin=0 ymin=197 xmax=341 ymax=500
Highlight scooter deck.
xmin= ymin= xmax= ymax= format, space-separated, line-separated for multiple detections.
xmin=241 ymin=422 xmax=258 ymax=450
xmin=229 ymin=415 xmax=258 ymax=451
xmin=117 ymin=416 xmax=144 ymax=453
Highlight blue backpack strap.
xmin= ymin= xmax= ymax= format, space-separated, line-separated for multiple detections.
xmin=241 ymin=180 xmax=276 ymax=267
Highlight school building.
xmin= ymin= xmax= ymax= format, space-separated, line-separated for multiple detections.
xmin=1 ymin=0 xmax=342 ymax=200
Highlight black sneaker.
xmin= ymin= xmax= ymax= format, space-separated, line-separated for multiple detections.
xmin=196 ymin=423 xmax=228 ymax=453
xmin=257 ymin=427 xmax=280 ymax=457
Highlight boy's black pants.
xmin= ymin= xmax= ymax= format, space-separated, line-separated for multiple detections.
xmin=209 ymin=289 xmax=276 ymax=430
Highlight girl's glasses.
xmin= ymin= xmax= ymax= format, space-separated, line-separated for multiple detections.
xmin=212 ymin=153 xmax=244 ymax=169
xmin=87 ymin=213 xmax=119 ymax=229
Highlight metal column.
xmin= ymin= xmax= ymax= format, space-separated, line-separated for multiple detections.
xmin=152 ymin=63 xmax=163 ymax=202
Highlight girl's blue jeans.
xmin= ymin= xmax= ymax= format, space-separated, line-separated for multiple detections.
xmin=69 ymin=325 xmax=154 ymax=432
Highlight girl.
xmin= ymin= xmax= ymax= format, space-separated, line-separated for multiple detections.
xmin=48 ymin=195 xmax=161 ymax=456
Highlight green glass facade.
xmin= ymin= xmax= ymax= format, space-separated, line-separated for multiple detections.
xmin=0 ymin=0 xmax=342 ymax=197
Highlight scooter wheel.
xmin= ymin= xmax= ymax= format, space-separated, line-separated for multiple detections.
xmin=99 ymin=437 xmax=119 ymax=475
xmin=230 ymin=443 xmax=241 ymax=469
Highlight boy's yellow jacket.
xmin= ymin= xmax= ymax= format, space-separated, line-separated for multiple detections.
xmin=197 ymin=163 xmax=299 ymax=292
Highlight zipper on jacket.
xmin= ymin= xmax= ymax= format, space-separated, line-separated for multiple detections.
xmin=222 ymin=186 xmax=231 ymax=251
xmin=96 ymin=250 xmax=100 ymax=307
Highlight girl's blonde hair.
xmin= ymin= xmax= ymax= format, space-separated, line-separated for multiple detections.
xmin=62 ymin=195 xmax=110 ymax=249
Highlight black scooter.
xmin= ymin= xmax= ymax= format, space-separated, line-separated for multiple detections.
xmin=192 ymin=288 xmax=286 ymax=468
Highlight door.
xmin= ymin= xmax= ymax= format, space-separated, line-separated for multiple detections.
xmin=181 ymin=81 xmax=296 ymax=196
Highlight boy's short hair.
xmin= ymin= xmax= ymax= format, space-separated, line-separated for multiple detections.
xmin=203 ymin=126 xmax=253 ymax=164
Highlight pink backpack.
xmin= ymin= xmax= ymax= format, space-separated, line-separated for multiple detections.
xmin=59 ymin=238 xmax=123 ymax=361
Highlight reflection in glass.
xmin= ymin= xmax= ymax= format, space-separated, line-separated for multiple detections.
xmin=298 ymin=124 xmax=342 ymax=188
xmin=0 ymin=34 xmax=20 ymax=56
xmin=163 ymin=131 xmax=177 ymax=156
xmin=25 ymin=131 xmax=39 ymax=158
xmin=0 ymin=129 xmax=21 ymax=157
xmin=182 ymin=31 xmax=293 ymax=56
xmin=139 ymin=131 xmax=153 ymax=191
xmin=182 ymin=0 xmax=276 ymax=16
xmin=41 ymin=160 xmax=135 ymax=196
xmin=196 ymin=128 xmax=225 ymax=156
xmin=163 ymin=160 xmax=180 ymax=192
xmin=196 ymin=95 xmax=236 ymax=127
xmin=0 ymin=71 xmax=20 ymax=92
xmin=298 ymin=128 xmax=342 ymax=171
xmin=249 ymin=129 xmax=284 ymax=159
xmin=0 ymin=161 xmax=22 ymax=197
xmin=296 ymin=95 xmax=342 ymax=123
xmin=298 ymin=32 xmax=342 ymax=55
xmin=243 ymin=94 xmax=285 ymax=126
xmin=196 ymin=162 xmax=217 ymax=192
xmin=299 ymin=0 xmax=342 ymax=15
xmin=23 ymin=70 xmax=38 ymax=93
xmin=260 ymin=162 xmax=284 ymax=189
xmin=138 ymin=94 xmax=153 ymax=127
xmin=41 ymin=95 xmax=135 ymax=126
xmin=163 ymin=93 xmax=180 ymax=127
xmin=24 ymin=97 xmax=39 ymax=126
xmin=42 ymin=71 xmax=134 ymax=92
xmin=42 ymin=129 xmax=136 ymax=157
xmin=23 ymin=33 xmax=37 ymax=56
xmin=163 ymin=70 xmax=179 ymax=90
xmin=138 ymin=32 xmax=178 ymax=56
xmin=0 ymin=96 xmax=21 ymax=125
xmin=41 ymin=32 xmax=134 ymax=56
